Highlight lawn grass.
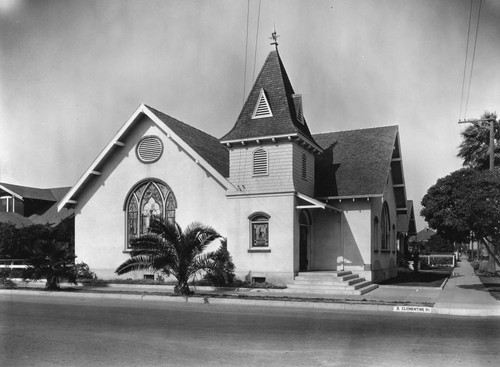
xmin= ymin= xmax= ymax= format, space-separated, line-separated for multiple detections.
xmin=379 ymin=268 xmax=453 ymax=287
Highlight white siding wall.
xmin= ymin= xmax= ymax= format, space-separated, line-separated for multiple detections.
xmin=228 ymin=143 xmax=294 ymax=194
xmin=227 ymin=194 xmax=296 ymax=284
xmin=370 ymin=173 xmax=399 ymax=282
xmin=74 ymin=116 xmax=229 ymax=279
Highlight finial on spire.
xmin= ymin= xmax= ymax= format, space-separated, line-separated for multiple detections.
xmin=270 ymin=24 xmax=279 ymax=50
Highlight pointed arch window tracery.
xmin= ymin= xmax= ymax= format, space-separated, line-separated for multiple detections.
xmin=124 ymin=180 xmax=177 ymax=250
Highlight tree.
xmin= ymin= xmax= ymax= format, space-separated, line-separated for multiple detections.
xmin=23 ymin=239 xmax=77 ymax=290
xmin=458 ymin=111 xmax=499 ymax=170
xmin=115 ymin=218 xmax=221 ymax=295
xmin=421 ymin=168 xmax=500 ymax=273
xmin=426 ymin=234 xmax=454 ymax=254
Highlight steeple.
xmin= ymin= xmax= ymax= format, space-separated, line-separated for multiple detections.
xmin=221 ymin=49 xmax=320 ymax=152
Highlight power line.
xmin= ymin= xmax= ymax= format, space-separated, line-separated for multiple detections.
xmin=243 ymin=0 xmax=250 ymax=104
xmin=252 ymin=0 xmax=262 ymax=83
xmin=459 ymin=0 xmax=473 ymax=120
xmin=464 ymin=0 xmax=483 ymax=118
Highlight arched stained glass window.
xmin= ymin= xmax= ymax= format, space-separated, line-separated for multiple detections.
xmin=381 ymin=202 xmax=390 ymax=251
xmin=124 ymin=179 xmax=177 ymax=250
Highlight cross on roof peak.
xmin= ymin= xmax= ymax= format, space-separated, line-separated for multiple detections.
xmin=269 ymin=25 xmax=279 ymax=51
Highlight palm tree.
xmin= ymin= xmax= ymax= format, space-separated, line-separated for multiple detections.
xmin=23 ymin=239 xmax=77 ymax=290
xmin=458 ymin=111 xmax=499 ymax=170
xmin=115 ymin=218 xmax=221 ymax=295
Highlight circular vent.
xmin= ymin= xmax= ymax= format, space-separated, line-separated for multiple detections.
xmin=136 ymin=136 xmax=163 ymax=163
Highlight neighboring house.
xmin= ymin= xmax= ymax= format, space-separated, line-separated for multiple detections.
xmin=412 ymin=228 xmax=437 ymax=243
xmin=0 ymin=182 xmax=74 ymax=227
xmin=58 ymin=49 xmax=415 ymax=284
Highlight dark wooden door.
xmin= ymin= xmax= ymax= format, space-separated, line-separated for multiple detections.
xmin=299 ymin=226 xmax=308 ymax=271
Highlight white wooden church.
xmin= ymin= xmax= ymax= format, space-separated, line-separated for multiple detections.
xmin=58 ymin=44 xmax=416 ymax=292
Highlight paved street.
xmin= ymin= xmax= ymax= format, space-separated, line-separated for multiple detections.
xmin=1 ymin=294 xmax=499 ymax=367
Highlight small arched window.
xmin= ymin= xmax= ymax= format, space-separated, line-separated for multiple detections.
xmin=249 ymin=212 xmax=270 ymax=248
xmin=381 ymin=202 xmax=390 ymax=251
xmin=124 ymin=179 xmax=177 ymax=250
xmin=253 ymin=148 xmax=268 ymax=176
xmin=373 ymin=216 xmax=379 ymax=251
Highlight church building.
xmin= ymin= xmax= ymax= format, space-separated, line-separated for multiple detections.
xmin=58 ymin=46 xmax=416 ymax=290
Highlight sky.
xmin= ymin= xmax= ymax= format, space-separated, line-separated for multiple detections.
xmin=1 ymin=0 xmax=499 ymax=230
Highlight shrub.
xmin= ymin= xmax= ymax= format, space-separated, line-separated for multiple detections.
xmin=204 ymin=238 xmax=235 ymax=287
xmin=75 ymin=261 xmax=97 ymax=280
xmin=0 ymin=269 xmax=17 ymax=289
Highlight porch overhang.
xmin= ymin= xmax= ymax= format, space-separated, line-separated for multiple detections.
xmin=296 ymin=193 xmax=342 ymax=212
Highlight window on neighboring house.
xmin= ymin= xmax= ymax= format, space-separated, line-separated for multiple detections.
xmin=0 ymin=196 xmax=13 ymax=213
xmin=249 ymin=212 xmax=270 ymax=248
xmin=380 ymin=202 xmax=390 ymax=251
xmin=301 ymin=153 xmax=307 ymax=180
xmin=124 ymin=180 xmax=177 ymax=250
xmin=253 ymin=148 xmax=268 ymax=176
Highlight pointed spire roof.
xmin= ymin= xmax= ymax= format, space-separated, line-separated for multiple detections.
xmin=221 ymin=51 xmax=318 ymax=147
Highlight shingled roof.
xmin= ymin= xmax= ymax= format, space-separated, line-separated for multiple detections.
xmin=221 ymin=51 xmax=316 ymax=145
xmin=0 ymin=182 xmax=70 ymax=202
xmin=313 ymin=126 xmax=399 ymax=198
xmin=146 ymin=106 xmax=229 ymax=178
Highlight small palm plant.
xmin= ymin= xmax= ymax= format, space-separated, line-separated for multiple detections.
xmin=23 ymin=240 xmax=77 ymax=290
xmin=115 ymin=218 xmax=221 ymax=295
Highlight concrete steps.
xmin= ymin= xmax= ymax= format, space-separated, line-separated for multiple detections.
xmin=286 ymin=271 xmax=378 ymax=295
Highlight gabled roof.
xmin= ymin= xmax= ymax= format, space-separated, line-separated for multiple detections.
xmin=0 ymin=182 xmax=70 ymax=202
xmin=397 ymin=200 xmax=417 ymax=235
xmin=146 ymin=106 xmax=229 ymax=178
xmin=221 ymin=51 xmax=317 ymax=146
xmin=314 ymin=125 xmax=399 ymax=198
xmin=58 ymin=104 xmax=233 ymax=211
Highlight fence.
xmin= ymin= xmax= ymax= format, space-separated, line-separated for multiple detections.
xmin=0 ymin=259 xmax=28 ymax=278
xmin=419 ymin=254 xmax=456 ymax=268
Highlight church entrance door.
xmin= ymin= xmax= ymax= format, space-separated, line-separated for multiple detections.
xmin=299 ymin=210 xmax=311 ymax=272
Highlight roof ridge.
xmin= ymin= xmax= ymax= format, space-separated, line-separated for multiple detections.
xmin=313 ymin=125 xmax=398 ymax=137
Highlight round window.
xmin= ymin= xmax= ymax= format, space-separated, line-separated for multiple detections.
xmin=136 ymin=136 xmax=163 ymax=163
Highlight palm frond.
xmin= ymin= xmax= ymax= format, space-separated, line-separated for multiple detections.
xmin=115 ymin=255 xmax=154 ymax=275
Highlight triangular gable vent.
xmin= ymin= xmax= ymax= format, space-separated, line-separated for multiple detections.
xmin=252 ymin=89 xmax=273 ymax=119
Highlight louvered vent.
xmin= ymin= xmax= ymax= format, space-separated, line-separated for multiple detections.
xmin=292 ymin=94 xmax=303 ymax=124
xmin=137 ymin=136 xmax=163 ymax=163
xmin=301 ymin=153 xmax=307 ymax=180
xmin=252 ymin=89 xmax=273 ymax=119
xmin=253 ymin=148 xmax=268 ymax=175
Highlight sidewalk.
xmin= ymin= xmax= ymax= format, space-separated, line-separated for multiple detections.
xmin=433 ymin=257 xmax=500 ymax=316
xmin=2 ymin=258 xmax=499 ymax=316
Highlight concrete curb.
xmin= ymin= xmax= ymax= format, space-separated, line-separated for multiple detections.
xmin=5 ymin=288 xmax=499 ymax=316
xmin=0 ymin=289 xmax=397 ymax=313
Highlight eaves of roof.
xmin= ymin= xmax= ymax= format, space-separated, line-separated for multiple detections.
xmin=58 ymin=104 xmax=233 ymax=211
xmin=0 ymin=182 xmax=70 ymax=202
